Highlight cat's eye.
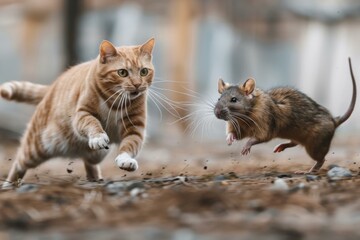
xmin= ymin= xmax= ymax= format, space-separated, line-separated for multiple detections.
xmin=140 ymin=68 xmax=148 ymax=76
xmin=230 ymin=97 xmax=237 ymax=103
xmin=118 ymin=69 xmax=129 ymax=77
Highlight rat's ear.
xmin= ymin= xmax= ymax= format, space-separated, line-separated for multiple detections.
xmin=100 ymin=40 xmax=117 ymax=63
xmin=218 ymin=78 xmax=229 ymax=94
xmin=241 ymin=78 xmax=256 ymax=95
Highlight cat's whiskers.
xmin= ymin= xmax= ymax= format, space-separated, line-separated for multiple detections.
xmin=147 ymin=89 xmax=182 ymax=118
xmin=149 ymin=81 xmax=220 ymax=140
xmin=175 ymin=99 xmax=216 ymax=139
xmin=150 ymin=85 xmax=200 ymax=100
xmin=102 ymin=88 xmax=123 ymax=105
xmin=105 ymin=89 xmax=124 ymax=130
xmin=149 ymin=88 xmax=189 ymax=110
xmin=187 ymin=113 xmax=214 ymax=139
xmin=124 ymin=92 xmax=136 ymax=129
xmin=117 ymin=93 xmax=128 ymax=132
xmin=153 ymin=77 xmax=184 ymax=84
xmin=147 ymin=91 xmax=163 ymax=121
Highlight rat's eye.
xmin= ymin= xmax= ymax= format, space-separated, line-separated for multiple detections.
xmin=230 ymin=97 xmax=237 ymax=103
xmin=140 ymin=68 xmax=148 ymax=76
xmin=118 ymin=69 xmax=129 ymax=77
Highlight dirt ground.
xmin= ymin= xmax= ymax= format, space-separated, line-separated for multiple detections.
xmin=0 ymin=132 xmax=359 ymax=240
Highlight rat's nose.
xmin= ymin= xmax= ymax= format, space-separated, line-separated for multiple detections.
xmin=214 ymin=107 xmax=221 ymax=118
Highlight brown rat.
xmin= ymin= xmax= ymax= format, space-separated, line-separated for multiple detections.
xmin=214 ymin=58 xmax=357 ymax=173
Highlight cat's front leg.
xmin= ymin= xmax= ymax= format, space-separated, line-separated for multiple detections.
xmin=115 ymin=122 xmax=145 ymax=172
xmin=73 ymin=110 xmax=110 ymax=150
xmin=115 ymin=133 xmax=144 ymax=171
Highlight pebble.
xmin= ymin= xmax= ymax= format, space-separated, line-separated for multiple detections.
xmin=105 ymin=182 xmax=127 ymax=193
xmin=306 ymin=175 xmax=321 ymax=182
xmin=126 ymin=182 xmax=145 ymax=191
xmin=213 ymin=175 xmax=227 ymax=181
xmin=269 ymin=178 xmax=289 ymax=191
xmin=16 ymin=184 xmax=38 ymax=193
xmin=130 ymin=187 xmax=144 ymax=198
xmin=327 ymin=166 xmax=352 ymax=180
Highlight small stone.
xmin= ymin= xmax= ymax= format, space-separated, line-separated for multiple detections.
xmin=327 ymin=166 xmax=352 ymax=180
xmin=16 ymin=184 xmax=38 ymax=193
xmin=213 ymin=175 xmax=227 ymax=181
xmin=270 ymin=178 xmax=289 ymax=191
xmin=126 ymin=182 xmax=144 ymax=191
xmin=306 ymin=175 xmax=321 ymax=182
xmin=130 ymin=187 xmax=144 ymax=198
xmin=328 ymin=164 xmax=339 ymax=170
xmin=105 ymin=181 xmax=127 ymax=194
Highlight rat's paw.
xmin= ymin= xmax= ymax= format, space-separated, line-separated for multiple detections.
xmin=88 ymin=133 xmax=110 ymax=150
xmin=241 ymin=145 xmax=251 ymax=155
xmin=115 ymin=153 xmax=138 ymax=172
xmin=226 ymin=132 xmax=236 ymax=146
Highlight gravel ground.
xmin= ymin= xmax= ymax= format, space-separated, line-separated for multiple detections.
xmin=0 ymin=133 xmax=359 ymax=240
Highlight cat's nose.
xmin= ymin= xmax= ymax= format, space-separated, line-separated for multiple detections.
xmin=133 ymin=82 xmax=141 ymax=89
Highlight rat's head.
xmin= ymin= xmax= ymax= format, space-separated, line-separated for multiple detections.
xmin=214 ymin=78 xmax=256 ymax=121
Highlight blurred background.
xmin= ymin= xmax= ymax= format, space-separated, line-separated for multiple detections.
xmin=1 ymin=0 xmax=360 ymax=141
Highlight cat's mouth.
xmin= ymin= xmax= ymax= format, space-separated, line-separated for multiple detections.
xmin=129 ymin=90 xmax=144 ymax=99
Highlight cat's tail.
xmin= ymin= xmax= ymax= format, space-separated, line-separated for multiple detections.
xmin=0 ymin=81 xmax=49 ymax=105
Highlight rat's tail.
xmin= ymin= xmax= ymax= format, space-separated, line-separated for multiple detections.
xmin=0 ymin=81 xmax=49 ymax=105
xmin=334 ymin=58 xmax=357 ymax=127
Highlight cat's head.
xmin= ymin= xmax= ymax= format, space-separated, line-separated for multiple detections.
xmin=97 ymin=38 xmax=155 ymax=99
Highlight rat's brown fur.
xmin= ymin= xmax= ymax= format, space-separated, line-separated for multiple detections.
xmin=214 ymin=58 xmax=356 ymax=173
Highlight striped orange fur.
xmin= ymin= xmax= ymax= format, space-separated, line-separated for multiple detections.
xmin=0 ymin=38 xmax=155 ymax=187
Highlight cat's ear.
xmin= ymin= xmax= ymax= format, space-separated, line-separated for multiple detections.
xmin=240 ymin=78 xmax=256 ymax=95
xmin=140 ymin=38 xmax=155 ymax=55
xmin=218 ymin=78 xmax=229 ymax=94
xmin=99 ymin=40 xmax=117 ymax=63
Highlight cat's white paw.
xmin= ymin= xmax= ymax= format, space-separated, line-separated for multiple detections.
xmin=88 ymin=133 xmax=110 ymax=150
xmin=226 ymin=132 xmax=236 ymax=146
xmin=2 ymin=181 xmax=14 ymax=189
xmin=115 ymin=153 xmax=138 ymax=172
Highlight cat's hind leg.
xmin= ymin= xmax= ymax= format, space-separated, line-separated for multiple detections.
xmin=3 ymin=150 xmax=47 ymax=189
xmin=83 ymin=160 xmax=103 ymax=182
xmin=3 ymin=160 xmax=26 ymax=188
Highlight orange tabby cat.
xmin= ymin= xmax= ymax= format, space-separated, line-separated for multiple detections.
xmin=0 ymin=38 xmax=155 ymax=187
